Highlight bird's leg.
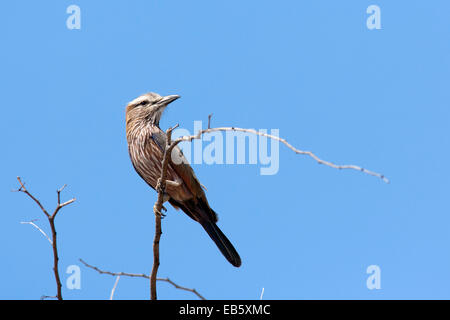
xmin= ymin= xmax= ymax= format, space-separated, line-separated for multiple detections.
xmin=153 ymin=204 xmax=166 ymax=218
xmin=158 ymin=193 xmax=172 ymax=218
xmin=154 ymin=178 xmax=167 ymax=218
xmin=155 ymin=179 xmax=177 ymax=218
xmin=156 ymin=179 xmax=180 ymax=193
xmin=159 ymin=180 xmax=181 ymax=213
xmin=160 ymin=194 xmax=170 ymax=215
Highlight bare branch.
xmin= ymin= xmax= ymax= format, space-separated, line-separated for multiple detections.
xmin=14 ymin=177 xmax=50 ymax=218
xmin=150 ymin=125 xmax=179 ymax=300
xmin=208 ymin=113 xmax=213 ymax=129
xmin=160 ymin=277 xmax=206 ymax=300
xmin=79 ymin=258 xmax=149 ymax=279
xmin=14 ymin=177 xmax=76 ymax=300
xmin=52 ymin=198 xmax=76 ymax=218
xmin=20 ymin=220 xmax=52 ymax=245
xmin=110 ymin=276 xmax=120 ymax=300
xmin=57 ymin=184 xmax=66 ymax=205
xmin=79 ymin=259 xmax=205 ymax=300
xmin=173 ymin=127 xmax=389 ymax=183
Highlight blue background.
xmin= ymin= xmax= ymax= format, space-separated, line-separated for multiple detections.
xmin=1 ymin=0 xmax=449 ymax=299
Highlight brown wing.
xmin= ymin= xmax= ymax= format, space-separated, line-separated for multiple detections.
xmin=149 ymin=126 xmax=204 ymax=197
xmin=127 ymin=128 xmax=187 ymax=200
xmin=128 ymin=123 xmax=218 ymax=222
xmin=149 ymin=126 xmax=217 ymax=222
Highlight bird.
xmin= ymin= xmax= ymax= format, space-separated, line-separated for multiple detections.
xmin=125 ymin=92 xmax=241 ymax=267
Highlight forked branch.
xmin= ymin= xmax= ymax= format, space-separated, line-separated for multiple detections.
xmin=14 ymin=177 xmax=75 ymax=300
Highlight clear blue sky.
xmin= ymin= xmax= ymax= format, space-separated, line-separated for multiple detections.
xmin=1 ymin=0 xmax=450 ymax=300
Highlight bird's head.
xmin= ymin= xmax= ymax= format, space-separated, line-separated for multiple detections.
xmin=126 ymin=92 xmax=180 ymax=126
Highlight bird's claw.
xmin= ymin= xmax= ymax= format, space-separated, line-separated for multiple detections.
xmin=153 ymin=204 xmax=166 ymax=219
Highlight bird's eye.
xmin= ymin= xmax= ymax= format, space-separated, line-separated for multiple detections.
xmin=137 ymin=101 xmax=147 ymax=106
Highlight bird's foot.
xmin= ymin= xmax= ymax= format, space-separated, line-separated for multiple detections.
xmin=153 ymin=205 xmax=166 ymax=219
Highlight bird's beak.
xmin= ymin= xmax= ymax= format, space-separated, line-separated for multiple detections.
xmin=158 ymin=95 xmax=180 ymax=106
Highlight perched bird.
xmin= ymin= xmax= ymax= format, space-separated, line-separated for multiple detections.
xmin=125 ymin=92 xmax=241 ymax=267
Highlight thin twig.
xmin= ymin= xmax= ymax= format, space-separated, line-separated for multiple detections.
xmin=208 ymin=113 xmax=213 ymax=129
xmin=80 ymin=258 xmax=149 ymax=279
xmin=160 ymin=277 xmax=206 ymax=300
xmin=14 ymin=177 xmax=50 ymax=217
xmin=20 ymin=220 xmax=52 ymax=245
xmin=172 ymin=127 xmax=389 ymax=183
xmin=110 ymin=276 xmax=120 ymax=300
xmin=14 ymin=177 xmax=76 ymax=300
xmin=79 ymin=259 xmax=205 ymax=300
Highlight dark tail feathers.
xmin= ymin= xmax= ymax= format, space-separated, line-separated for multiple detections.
xmin=201 ymin=220 xmax=241 ymax=267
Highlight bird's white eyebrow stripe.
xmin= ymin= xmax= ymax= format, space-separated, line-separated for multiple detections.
xmin=128 ymin=97 xmax=163 ymax=107
xmin=128 ymin=96 xmax=148 ymax=106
